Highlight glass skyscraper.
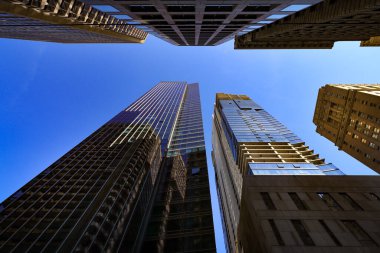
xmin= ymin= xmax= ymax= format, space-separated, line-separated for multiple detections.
xmin=212 ymin=94 xmax=343 ymax=253
xmin=0 ymin=82 xmax=215 ymax=252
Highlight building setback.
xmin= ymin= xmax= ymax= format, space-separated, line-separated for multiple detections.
xmin=0 ymin=82 xmax=216 ymax=252
xmin=0 ymin=0 xmax=147 ymax=43
xmin=78 ymin=0 xmax=321 ymax=46
xmin=212 ymin=93 xmax=380 ymax=253
xmin=235 ymin=0 xmax=380 ymax=49
xmin=313 ymin=84 xmax=380 ymax=173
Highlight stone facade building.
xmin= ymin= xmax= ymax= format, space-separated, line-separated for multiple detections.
xmin=0 ymin=0 xmax=147 ymax=43
xmin=235 ymin=0 xmax=380 ymax=49
xmin=239 ymin=176 xmax=380 ymax=253
xmin=313 ymin=84 xmax=380 ymax=173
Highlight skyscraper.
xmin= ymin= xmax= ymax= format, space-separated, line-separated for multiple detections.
xmin=313 ymin=84 xmax=380 ymax=173
xmin=0 ymin=82 xmax=215 ymax=252
xmin=235 ymin=0 xmax=380 ymax=49
xmin=0 ymin=0 xmax=147 ymax=43
xmin=212 ymin=93 xmax=380 ymax=253
xmin=142 ymin=84 xmax=216 ymax=252
xmin=34 ymin=0 xmax=321 ymax=46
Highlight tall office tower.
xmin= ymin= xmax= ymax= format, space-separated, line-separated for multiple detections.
xmin=142 ymin=84 xmax=216 ymax=252
xmin=313 ymin=84 xmax=380 ymax=173
xmin=0 ymin=0 xmax=147 ymax=43
xmin=212 ymin=93 xmax=343 ymax=253
xmin=0 ymin=82 xmax=215 ymax=252
xmin=212 ymin=93 xmax=380 ymax=253
xmin=235 ymin=0 xmax=380 ymax=49
xmin=77 ymin=1 xmax=321 ymax=46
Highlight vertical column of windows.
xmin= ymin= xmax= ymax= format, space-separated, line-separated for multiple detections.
xmin=318 ymin=220 xmax=342 ymax=246
xmin=268 ymin=220 xmax=284 ymax=246
xmin=317 ymin=193 xmax=343 ymax=211
xmin=291 ymin=220 xmax=315 ymax=246
xmin=260 ymin=192 xmax=276 ymax=210
xmin=341 ymin=220 xmax=378 ymax=246
xmin=339 ymin=193 xmax=363 ymax=211
xmin=111 ymin=82 xmax=186 ymax=152
xmin=289 ymin=192 xmax=309 ymax=210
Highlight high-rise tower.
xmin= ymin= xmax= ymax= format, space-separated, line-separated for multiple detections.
xmin=313 ymin=84 xmax=380 ymax=173
xmin=34 ymin=0 xmax=321 ymax=46
xmin=142 ymin=84 xmax=216 ymax=252
xmin=0 ymin=82 xmax=215 ymax=253
xmin=236 ymin=0 xmax=380 ymax=49
xmin=212 ymin=93 xmax=380 ymax=253
xmin=0 ymin=0 xmax=147 ymax=43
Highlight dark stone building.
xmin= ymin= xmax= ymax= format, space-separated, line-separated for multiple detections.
xmin=79 ymin=0 xmax=321 ymax=46
xmin=235 ymin=0 xmax=380 ymax=49
xmin=239 ymin=176 xmax=380 ymax=253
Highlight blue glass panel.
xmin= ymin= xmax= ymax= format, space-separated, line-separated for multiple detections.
xmin=113 ymin=15 xmax=131 ymax=19
xmin=281 ymin=5 xmax=311 ymax=12
xmin=92 ymin=5 xmax=119 ymax=12
xmin=267 ymin=14 xmax=288 ymax=19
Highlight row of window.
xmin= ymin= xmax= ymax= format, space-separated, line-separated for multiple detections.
xmin=359 ymin=99 xmax=379 ymax=109
xmin=260 ymin=192 xmax=380 ymax=211
xmin=345 ymin=141 xmax=380 ymax=163
xmin=348 ymin=132 xmax=379 ymax=150
xmin=357 ymin=111 xmax=379 ymax=124
xmin=268 ymin=218 xmax=377 ymax=247
xmin=351 ymin=119 xmax=380 ymax=133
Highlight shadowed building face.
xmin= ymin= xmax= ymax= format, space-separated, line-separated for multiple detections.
xmin=77 ymin=0 xmax=322 ymax=46
xmin=0 ymin=82 xmax=216 ymax=253
xmin=0 ymin=0 xmax=147 ymax=43
xmin=235 ymin=0 xmax=380 ymax=49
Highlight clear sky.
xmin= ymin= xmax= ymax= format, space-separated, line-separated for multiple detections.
xmin=0 ymin=35 xmax=379 ymax=253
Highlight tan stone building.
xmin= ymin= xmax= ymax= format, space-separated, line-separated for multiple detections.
xmin=313 ymin=84 xmax=380 ymax=173
xmin=235 ymin=0 xmax=380 ymax=49
xmin=0 ymin=0 xmax=147 ymax=43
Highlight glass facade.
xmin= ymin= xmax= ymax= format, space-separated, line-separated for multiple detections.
xmin=216 ymin=94 xmax=343 ymax=175
xmin=0 ymin=121 xmax=161 ymax=252
xmin=212 ymin=93 xmax=344 ymax=253
xmin=168 ymin=84 xmax=206 ymax=156
xmin=110 ymin=81 xmax=187 ymax=152
xmin=0 ymin=82 xmax=215 ymax=253
xmin=142 ymin=83 xmax=216 ymax=252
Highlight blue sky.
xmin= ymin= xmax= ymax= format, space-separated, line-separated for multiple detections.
xmin=0 ymin=35 xmax=379 ymax=252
